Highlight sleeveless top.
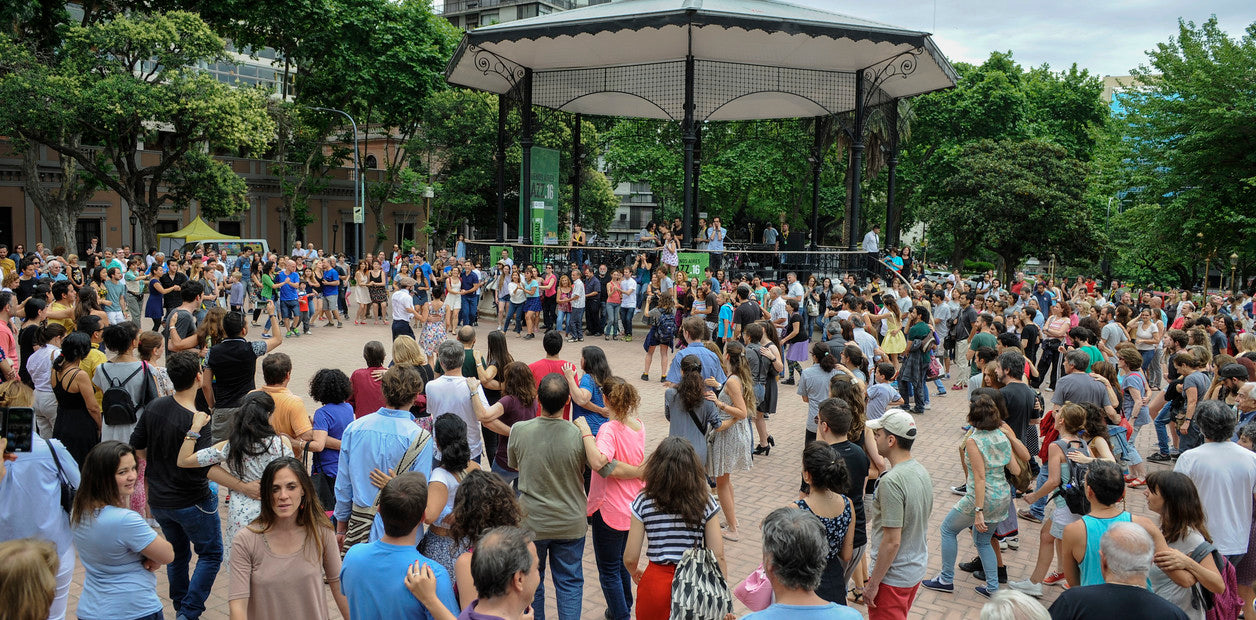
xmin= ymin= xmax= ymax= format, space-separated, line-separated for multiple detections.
xmin=1081 ymin=512 xmax=1133 ymax=586
xmin=794 ymin=497 xmax=852 ymax=561
xmin=53 ymin=368 xmax=85 ymax=409
xmin=955 ymin=428 xmax=1013 ymax=521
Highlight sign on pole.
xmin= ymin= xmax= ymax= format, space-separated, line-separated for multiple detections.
xmin=677 ymin=251 xmax=710 ymax=278
xmin=520 ymin=147 xmax=560 ymax=254
xmin=353 ymin=205 xmax=364 ymax=225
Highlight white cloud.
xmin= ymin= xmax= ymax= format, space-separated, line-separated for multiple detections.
xmin=799 ymin=0 xmax=1256 ymax=76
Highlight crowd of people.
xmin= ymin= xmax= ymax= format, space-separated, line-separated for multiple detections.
xmin=0 ymin=233 xmax=1255 ymax=620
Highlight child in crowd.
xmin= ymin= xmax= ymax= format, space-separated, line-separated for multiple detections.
xmin=866 ymin=362 xmax=904 ymax=420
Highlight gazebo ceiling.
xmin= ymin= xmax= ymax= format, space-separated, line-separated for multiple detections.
xmin=445 ymin=0 xmax=958 ymax=121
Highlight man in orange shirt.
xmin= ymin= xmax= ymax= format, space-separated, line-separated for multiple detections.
xmin=255 ymin=352 xmax=312 ymax=457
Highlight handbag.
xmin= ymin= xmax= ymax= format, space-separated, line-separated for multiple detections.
xmin=344 ymin=428 xmax=430 ymax=550
xmin=45 ymin=438 xmax=77 ymax=514
xmin=733 ymin=564 xmax=772 ymax=612
xmin=670 ymin=544 xmax=733 ymax=619
xmin=926 ymin=357 xmax=943 ymax=381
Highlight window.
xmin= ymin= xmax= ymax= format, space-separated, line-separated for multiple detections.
xmin=517 ymin=4 xmax=538 ymax=18
xmin=155 ymin=220 xmax=179 ymax=235
xmin=365 ymin=154 xmax=378 ymax=169
xmin=396 ymin=222 xmax=416 ymax=245
xmin=218 ymin=221 xmax=242 ymax=237
xmin=480 ymin=11 xmax=499 ymax=25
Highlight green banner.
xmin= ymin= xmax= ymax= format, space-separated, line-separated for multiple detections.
xmin=677 ymin=252 xmax=710 ymax=278
xmin=519 ymin=147 xmax=560 ymax=251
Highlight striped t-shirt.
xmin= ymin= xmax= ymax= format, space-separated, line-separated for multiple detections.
xmin=629 ymin=493 xmax=720 ymax=564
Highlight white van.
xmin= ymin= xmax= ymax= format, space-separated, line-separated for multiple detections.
xmin=178 ymin=239 xmax=271 ymax=267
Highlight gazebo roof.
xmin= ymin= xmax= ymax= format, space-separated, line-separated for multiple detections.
xmin=446 ymin=0 xmax=958 ymax=121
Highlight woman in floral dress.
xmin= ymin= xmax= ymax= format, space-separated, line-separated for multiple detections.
xmin=421 ymin=296 xmax=448 ymax=362
xmin=177 ymin=391 xmax=293 ymax=560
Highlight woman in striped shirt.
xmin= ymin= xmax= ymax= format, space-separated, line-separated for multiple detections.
xmin=624 ymin=436 xmax=727 ymax=618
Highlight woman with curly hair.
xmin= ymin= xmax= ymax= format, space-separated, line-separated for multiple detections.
xmin=228 ymin=457 xmax=350 ymax=620
xmin=448 ymin=470 xmax=524 ymax=608
xmin=418 ymin=413 xmax=481 ymax=577
xmin=195 ymin=307 xmax=228 ymax=354
xmin=624 ymin=436 xmax=726 ymax=618
xmin=307 ymin=368 xmax=354 ymax=511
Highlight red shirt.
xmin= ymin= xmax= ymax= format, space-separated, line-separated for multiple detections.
xmin=0 ymin=321 xmax=16 ymax=372
xmin=347 ymin=367 xmax=387 ymax=418
xmin=529 ymin=358 xmax=572 ymax=419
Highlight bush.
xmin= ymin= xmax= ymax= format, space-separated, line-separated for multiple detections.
xmin=963 ymin=260 xmax=995 ymax=273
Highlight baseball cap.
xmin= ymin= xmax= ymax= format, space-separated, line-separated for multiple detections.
xmin=1219 ymin=363 xmax=1249 ymax=380
xmin=865 ymin=409 xmax=918 ymax=439
xmin=398 ymin=276 xmax=416 ymax=288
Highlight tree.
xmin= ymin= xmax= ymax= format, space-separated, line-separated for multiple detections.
xmin=921 ymin=139 xmax=1096 ymax=280
xmin=1103 ymin=17 xmax=1256 ymax=287
xmin=578 ymin=168 xmax=619 ymax=237
xmin=0 ymin=12 xmax=274 ymax=250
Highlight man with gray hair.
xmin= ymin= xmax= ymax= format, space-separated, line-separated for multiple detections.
xmin=1175 ymin=399 xmax=1256 ymax=564
xmin=424 ymin=340 xmax=491 ymax=461
xmin=743 ymin=507 xmax=862 ymax=619
xmin=1235 ymin=381 xmax=1256 ymax=439
xmin=849 ymin=314 xmax=879 ymax=377
xmin=1047 ymin=522 xmax=1188 ymax=619
xmin=459 ymin=526 xmax=541 ymax=619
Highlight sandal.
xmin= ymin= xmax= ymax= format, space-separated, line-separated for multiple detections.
xmin=849 ymin=585 xmax=866 ymax=605
xmin=1127 ymin=477 xmax=1146 ymax=488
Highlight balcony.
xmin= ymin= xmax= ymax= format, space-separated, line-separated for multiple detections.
xmin=442 ymin=0 xmax=575 ymax=15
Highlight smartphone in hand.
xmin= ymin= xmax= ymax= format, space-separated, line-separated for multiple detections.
xmin=1 ymin=407 xmax=36 ymax=453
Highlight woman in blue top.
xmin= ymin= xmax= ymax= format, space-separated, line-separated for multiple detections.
xmin=71 ymin=441 xmax=174 ymax=620
xmin=522 ymin=265 xmax=542 ymax=339
xmin=563 ymin=345 xmax=612 ymax=436
xmin=307 ymin=369 xmax=354 ymax=513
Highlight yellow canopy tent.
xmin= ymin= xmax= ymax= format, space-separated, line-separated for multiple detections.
xmin=157 ymin=216 xmax=240 ymax=254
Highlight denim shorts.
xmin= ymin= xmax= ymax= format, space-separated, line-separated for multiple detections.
xmin=279 ymin=298 xmax=299 ymax=319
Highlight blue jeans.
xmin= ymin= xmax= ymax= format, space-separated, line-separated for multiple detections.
xmin=490 ymin=460 xmax=520 ymax=494
xmin=604 ymin=302 xmax=621 ymax=337
xmin=899 ymin=375 xmax=925 ymax=413
xmin=591 ymin=511 xmax=632 ymax=620
xmin=532 ymin=537 xmax=585 ymax=620
xmin=460 ymin=294 xmax=478 ymax=325
xmin=506 ymin=301 xmax=527 ymax=333
xmin=1154 ymin=402 xmax=1176 ymax=455
xmin=1030 ymin=465 xmax=1049 ymax=520
xmin=620 ymin=307 xmax=635 ymax=337
xmin=151 ymin=496 xmax=223 ymax=620
xmin=568 ymin=307 xmax=585 ymax=339
xmin=556 ymin=309 xmax=569 ymax=333
xmin=1140 ymin=349 xmax=1156 ymax=373
xmin=939 ymin=507 xmax=999 ymax=591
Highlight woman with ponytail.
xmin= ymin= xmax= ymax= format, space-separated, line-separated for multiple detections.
xmin=50 ymin=332 xmax=101 ymax=466
xmin=794 ymin=441 xmax=854 ymax=604
xmin=707 ymin=341 xmax=755 ymax=541
xmin=798 ymin=341 xmax=841 ymax=446
xmin=177 ymin=391 xmax=293 ymax=560
xmin=417 ymin=413 xmax=480 ymax=576
xmin=663 ymin=355 xmax=723 ymax=465
xmin=27 ymin=322 xmax=66 ymax=439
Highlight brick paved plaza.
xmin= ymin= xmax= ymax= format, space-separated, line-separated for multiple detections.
xmin=62 ymin=320 xmax=1167 ymax=619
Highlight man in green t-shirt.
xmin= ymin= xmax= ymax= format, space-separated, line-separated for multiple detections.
xmin=865 ymin=409 xmax=934 ymax=614
xmin=968 ymin=315 xmax=999 ymax=376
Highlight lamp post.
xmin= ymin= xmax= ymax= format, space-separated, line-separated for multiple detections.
xmin=129 ymin=213 xmax=138 ymax=250
xmin=1231 ymin=252 xmax=1239 ymax=295
xmin=331 ymin=221 xmax=340 ymax=255
xmin=1204 ymin=249 xmax=1215 ymax=297
xmin=310 ymin=106 xmax=362 ymax=261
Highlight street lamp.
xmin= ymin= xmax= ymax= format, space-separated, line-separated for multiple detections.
xmin=423 ymin=185 xmax=434 ymax=255
xmin=1231 ymin=252 xmax=1239 ymax=295
xmin=332 ymin=221 xmax=340 ymax=255
xmin=129 ymin=213 xmax=138 ymax=250
xmin=310 ymin=106 xmax=362 ymax=260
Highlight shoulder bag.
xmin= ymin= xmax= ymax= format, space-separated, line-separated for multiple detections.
xmin=344 ymin=427 xmax=431 ymax=550
xmin=45 ymin=438 xmax=77 ymax=514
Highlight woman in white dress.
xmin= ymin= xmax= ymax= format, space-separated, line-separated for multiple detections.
xmin=444 ymin=265 xmax=463 ymax=332
xmin=177 ymin=391 xmax=293 ymax=560
xmin=706 ymin=341 xmax=755 ymax=541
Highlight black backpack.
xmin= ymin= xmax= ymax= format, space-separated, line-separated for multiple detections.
xmin=1048 ymin=439 xmax=1091 ymax=515
xmin=99 ymin=365 xmax=146 ymax=426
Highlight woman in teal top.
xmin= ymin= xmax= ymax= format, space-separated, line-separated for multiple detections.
xmin=522 ymin=265 xmax=542 ymax=339
xmin=925 ymin=393 xmax=1023 ymax=597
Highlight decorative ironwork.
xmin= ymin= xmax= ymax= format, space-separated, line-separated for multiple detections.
xmin=470 ymin=45 xmax=526 ymax=93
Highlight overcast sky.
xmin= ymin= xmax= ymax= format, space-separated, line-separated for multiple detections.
xmin=801 ymin=0 xmax=1256 ymax=76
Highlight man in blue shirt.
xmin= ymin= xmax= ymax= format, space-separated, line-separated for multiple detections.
xmin=459 ymin=261 xmax=481 ymax=327
xmin=277 ymin=259 xmax=302 ymax=337
xmin=706 ymin=216 xmax=726 ymax=272
xmin=336 ymin=365 xmax=435 ymax=548
xmin=320 ymin=259 xmax=344 ymax=328
xmin=664 ymin=316 xmax=729 ymax=387
xmin=340 ymin=472 xmax=459 ymax=619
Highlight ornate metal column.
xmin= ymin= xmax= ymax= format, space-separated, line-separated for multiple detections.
xmin=885 ymin=99 xmax=900 ymax=248
xmin=810 ymin=115 xmax=823 ymax=250
xmin=692 ymin=120 xmax=702 ymax=242
xmin=520 ymin=68 xmax=534 ymax=246
xmin=496 ymin=94 xmax=507 ymax=242
xmin=849 ymin=69 xmax=866 ymax=251
xmin=681 ymin=51 xmax=696 ymax=249
xmin=571 ymin=112 xmax=582 ymax=228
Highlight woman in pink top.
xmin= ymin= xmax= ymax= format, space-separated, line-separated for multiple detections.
xmin=574 ymin=377 xmax=645 ymax=620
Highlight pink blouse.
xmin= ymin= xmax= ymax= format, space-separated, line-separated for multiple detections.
xmin=586 ymin=419 xmax=646 ymax=531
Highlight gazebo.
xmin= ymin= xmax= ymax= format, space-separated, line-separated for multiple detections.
xmin=445 ymin=0 xmax=957 ymax=250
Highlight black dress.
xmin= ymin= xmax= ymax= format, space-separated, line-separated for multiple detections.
xmin=51 ymin=368 xmax=98 ymax=467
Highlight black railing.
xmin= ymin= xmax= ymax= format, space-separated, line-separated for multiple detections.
xmin=459 ymin=240 xmax=893 ymax=284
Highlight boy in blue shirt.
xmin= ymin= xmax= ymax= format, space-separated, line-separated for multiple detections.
xmin=340 ymin=472 xmax=459 ymax=619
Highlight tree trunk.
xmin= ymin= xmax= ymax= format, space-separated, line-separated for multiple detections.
xmin=138 ymin=208 xmax=160 ymax=254
xmin=21 ymin=141 xmax=95 ymax=252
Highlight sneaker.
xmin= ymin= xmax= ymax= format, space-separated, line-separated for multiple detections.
xmin=1043 ymin=387 xmax=1053 ymax=392
xmin=999 ymin=538 xmax=1008 ymax=550
xmin=1147 ymin=452 xmax=1173 ymax=462
xmin=1009 ymin=580 xmax=1043 ymax=597
xmin=641 ymin=373 xmax=649 ymax=381
xmin=921 ymin=578 xmax=953 ymax=593
xmin=958 ymin=557 xmax=982 ymax=573
xmin=1006 ymin=536 xmax=1020 ymax=550
xmin=938 ymin=388 xmax=948 ymax=396
xmin=925 ymin=402 xmax=933 ymax=410
xmin=623 ymin=335 xmax=632 ymax=342
xmin=943 ymin=372 xmax=951 ymax=379
xmin=975 ymin=586 xmax=994 ymax=599
xmin=974 ymin=566 xmax=1008 ymax=584
xmin=782 ymin=378 xmax=796 ymax=385
xmin=1018 ymin=509 xmax=1042 ymax=523
xmin=950 ymin=484 xmax=967 ymax=496
xmin=262 ymin=333 xmax=272 ymax=338
xmin=1043 ymin=572 xmax=1067 ymax=586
